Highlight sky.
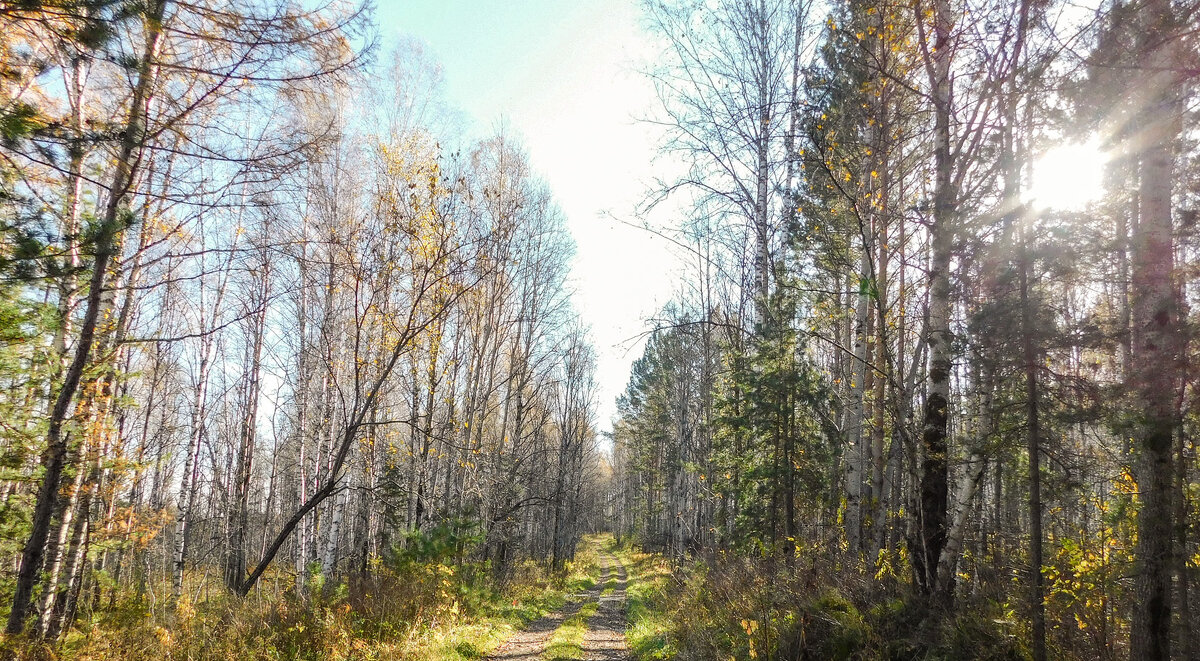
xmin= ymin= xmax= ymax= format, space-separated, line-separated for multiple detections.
xmin=375 ymin=0 xmax=682 ymax=435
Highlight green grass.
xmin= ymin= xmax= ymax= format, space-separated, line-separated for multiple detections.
xmin=411 ymin=536 xmax=606 ymax=660
xmin=404 ymin=587 xmax=563 ymax=660
xmin=0 ymin=537 xmax=615 ymax=661
xmin=2 ymin=539 xmax=610 ymax=661
xmin=543 ymin=602 xmax=599 ymax=660
xmin=610 ymin=538 xmax=676 ymax=660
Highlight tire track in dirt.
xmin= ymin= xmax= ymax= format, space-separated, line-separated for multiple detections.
xmin=487 ymin=555 xmax=614 ymax=661
xmin=581 ymin=552 xmax=630 ymax=661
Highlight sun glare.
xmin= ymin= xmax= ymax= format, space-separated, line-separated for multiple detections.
xmin=1026 ymin=138 xmax=1108 ymax=211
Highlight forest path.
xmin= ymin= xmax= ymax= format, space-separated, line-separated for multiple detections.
xmin=581 ymin=551 xmax=630 ymax=660
xmin=486 ymin=549 xmax=630 ymax=661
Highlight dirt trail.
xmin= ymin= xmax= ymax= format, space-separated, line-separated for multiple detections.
xmin=486 ymin=550 xmax=630 ymax=661
xmin=581 ymin=553 xmax=630 ymax=660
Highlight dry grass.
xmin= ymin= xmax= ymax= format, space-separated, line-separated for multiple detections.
xmin=0 ymin=540 xmax=607 ymax=661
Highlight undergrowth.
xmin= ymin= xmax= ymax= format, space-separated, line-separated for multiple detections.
xmin=616 ymin=541 xmax=1033 ymax=661
xmin=1 ymin=527 xmax=605 ymax=661
xmin=612 ymin=536 xmax=676 ymax=660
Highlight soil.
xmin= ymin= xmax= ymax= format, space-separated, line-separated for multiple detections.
xmin=486 ymin=551 xmax=630 ymax=661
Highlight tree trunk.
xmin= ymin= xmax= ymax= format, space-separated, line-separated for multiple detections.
xmin=1128 ymin=1 xmax=1182 ymax=657
xmin=44 ymin=452 xmax=98 ymax=641
xmin=936 ymin=365 xmax=993 ymax=593
xmin=5 ymin=0 xmax=165 ymax=634
xmin=913 ymin=0 xmax=955 ymax=605
xmin=227 ymin=262 xmax=267 ymax=591
xmin=1020 ymin=223 xmax=1047 ymax=661
xmin=174 ymin=324 xmax=215 ymax=601
xmin=33 ymin=438 xmax=87 ymax=635
xmin=847 ymin=248 xmax=871 ymax=553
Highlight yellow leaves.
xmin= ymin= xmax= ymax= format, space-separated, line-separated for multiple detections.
xmin=1114 ymin=466 xmax=1138 ymax=496
xmin=874 ymin=546 xmax=904 ymax=581
xmin=741 ymin=619 xmax=759 ymax=658
xmin=377 ymin=130 xmax=451 ymax=267
xmin=176 ymin=596 xmax=197 ymax=622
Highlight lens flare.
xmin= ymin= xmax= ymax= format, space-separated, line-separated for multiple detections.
xmin=1027 ymin=138 xmax=1108 ymax=211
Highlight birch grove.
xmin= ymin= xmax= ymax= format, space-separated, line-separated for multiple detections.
xmin=0 ymin=0 xmax=603 ymax=645
xmin=1 ymin=0 xmax=1199 ymax=659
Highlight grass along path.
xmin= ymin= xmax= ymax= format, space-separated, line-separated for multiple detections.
xmin=485 ymin=538 xmax=609 ymax=660
xmin=405 ymin=537 xmax=605 ymax=660
xmin=487 ymin=536 xmax=633 ymax=661
xmin=609 ymin=539 xmax=674 ymax=660
xmin=543 ymin=602 xmax=599 ymax=660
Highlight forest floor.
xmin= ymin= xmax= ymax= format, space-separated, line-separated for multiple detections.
xmin=0 ymin=534 xmax=652 ymax=661
xmin=487 ymin=542 xmax=631 ymax=661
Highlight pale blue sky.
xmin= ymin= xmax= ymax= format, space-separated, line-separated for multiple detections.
xmin=376 ymin=1 xmax=681 ymax=434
